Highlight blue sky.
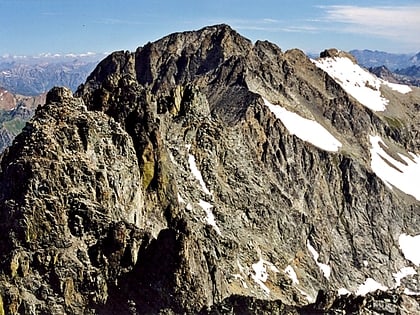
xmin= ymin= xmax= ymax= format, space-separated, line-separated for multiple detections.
xmin=1 ymin=0 xmax=419 ymax=56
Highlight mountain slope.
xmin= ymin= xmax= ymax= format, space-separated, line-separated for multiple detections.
xmin=0 ymin=25 xmax=419 ymax=314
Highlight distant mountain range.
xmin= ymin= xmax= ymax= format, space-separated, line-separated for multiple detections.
xmin=349 ymin=50 xmax=420 ymax=70
xmin=0 ymin=49 xmax=418 ymax=155
xmin=0 ymin=53 xmax=105 ymax=96
xmin=349 ymin=50 xmax=420 ymax=86
xmin=2 ymin=50 xmax=419 ymax=97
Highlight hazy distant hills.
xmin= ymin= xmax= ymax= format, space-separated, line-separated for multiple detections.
xmin=0 ymin=53 xmax=105 ymax=96
xmin=350 ymin=49 xmax=420 ymax=70
xmin=350 ymin=50 xmax=420 ymax=86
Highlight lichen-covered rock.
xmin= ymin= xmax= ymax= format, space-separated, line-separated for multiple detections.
xmin=0 ymin=24 xmax=419 ymax=314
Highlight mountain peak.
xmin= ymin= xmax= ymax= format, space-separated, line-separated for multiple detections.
xmin=319 ymin=48 xmax=357 ymax=63
xmin=1 ymin=25 xmax=420 ymax=314
xmin=45 ymin=86 xmax=73 ymax=104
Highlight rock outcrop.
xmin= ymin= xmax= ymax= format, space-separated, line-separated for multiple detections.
xmin=0 ymin=24 xmax=419 ymax=314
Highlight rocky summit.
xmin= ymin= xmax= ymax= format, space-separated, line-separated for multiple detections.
xmin=0 ymin=24 xmax=420 ymax=314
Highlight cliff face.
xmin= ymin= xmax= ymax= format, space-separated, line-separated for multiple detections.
xmin=0 ymin=25 xmax=419 ymax=314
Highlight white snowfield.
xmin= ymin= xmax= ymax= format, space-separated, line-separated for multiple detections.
xmin=263 ymin=98 xmax=342 ymax=152
xmin=399 ymin=234 xmax=420 ymax=266
xmin=356 ymin=278 xmax=388 ymax=296
xmin=369 ymin=136 xmax=420 ymax=201
xmin=312 ymin=57 xmax=411 ymax=112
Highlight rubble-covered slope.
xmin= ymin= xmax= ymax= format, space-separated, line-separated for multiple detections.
xmin=0 ymin=24 xmax=419 ymax=314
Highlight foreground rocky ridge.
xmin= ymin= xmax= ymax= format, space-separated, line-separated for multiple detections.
xmin=0 ymin=25 xmax=419 ymax=314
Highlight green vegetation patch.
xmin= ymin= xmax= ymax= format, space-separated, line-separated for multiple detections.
xmin=383 ymin=116 xmax=404 ymax=129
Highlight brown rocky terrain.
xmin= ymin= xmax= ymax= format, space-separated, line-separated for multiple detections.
xmin=0 ymin=24 xmax=419 ymax=314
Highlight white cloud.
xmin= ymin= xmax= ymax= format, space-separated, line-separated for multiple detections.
xmin=321 ymin=5 xmax=420 ymax=46
xmin=206 ymin=18 xmax=318 ymax=34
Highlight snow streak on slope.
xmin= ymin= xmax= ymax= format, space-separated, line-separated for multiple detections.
xmin=369 ymin=136 xmax=420 ymax=201
xmin=263 ymin=98 xmax=342 ymax=152
xmin=307 ymin=241 xmax=331 ymax=279
xmin=186 ymin=144 xmax=212 ymax=196
xmin=284 ymin=265 xmax=299 ymax=284
xmin=198 ymin=199 xmax=222 ymax=236
xmin=312 ymin=57 xmax=411 ymax=112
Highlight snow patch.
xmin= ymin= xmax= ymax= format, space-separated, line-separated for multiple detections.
xmin=383 ymin=81 xmax=412 ymax=94
xmin=356 ymin=278 xmax=388 ymax=296
xmin=393 ymin=266 xmax=417 ymax=287
xmin=250 ymin=259 xmax=279 ymax=295
xmin=307 ymin=241 xmax=331 ymax=279
xmin=399 ymin=234 xmax=420 ymax=266
xmin=284 ymin=265 xmax=299 ymax=284
xmin=177 ymin=193 xmax=185 ymax=203
xmin=198 ymin=199 xmax=221 ymax=235
xmin=338 ymin=288 xmax=351 ymax=296
xmin=369 ymin=135 xmax=420 ymax=201
xmin=232 ymin=273 xmax=248 ymax=289
xmin=251 ymin=259 xmax=270 ymax=294
xmin=168 ymin=150 xmax=176 ymax=163
xmin=186 ymin=145 xmax=212 ymax=196
xmin=263 ymin=98 xmax=342 ymax=152
xmin=299 ymin=289 xmax=316 ymax=303
xmin=404 ymin=288 xmax=420 ymax=296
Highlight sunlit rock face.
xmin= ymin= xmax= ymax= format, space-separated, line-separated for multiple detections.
xmin=0 ymin=25 xmax=419 ymax=314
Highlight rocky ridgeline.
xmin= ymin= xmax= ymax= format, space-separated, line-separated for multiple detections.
xmin=0 ymin=25 xmax=419 ymax=314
